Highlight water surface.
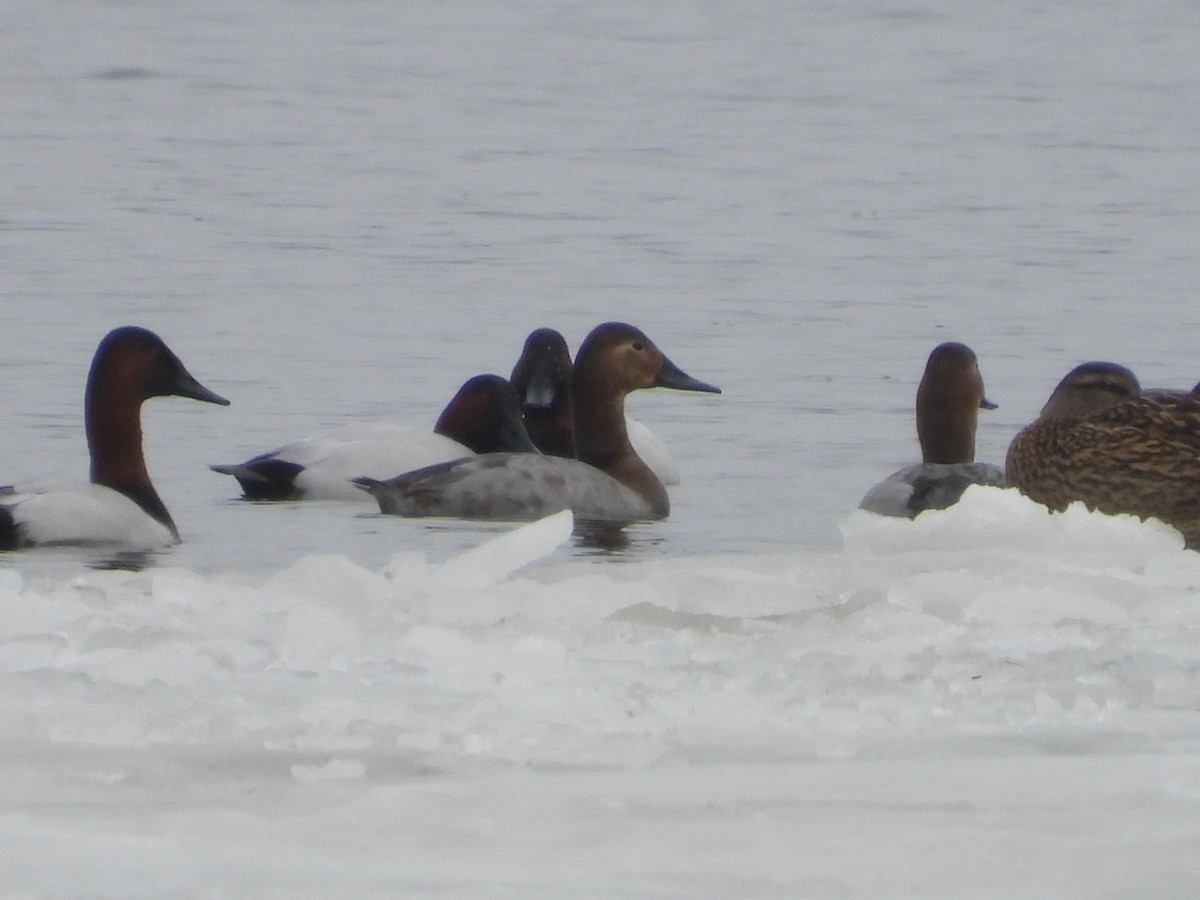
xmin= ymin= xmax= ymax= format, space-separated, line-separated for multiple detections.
xmin=2 ymin=0 xmax=1199 ymax=575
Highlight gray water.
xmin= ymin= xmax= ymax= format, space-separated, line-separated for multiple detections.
xmin=3 ymin=0 xmax=1199 ymax=575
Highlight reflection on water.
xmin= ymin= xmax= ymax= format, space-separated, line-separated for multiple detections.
xmin=572 ymin=520 xmax=632 ymax=554
xmin=383 ymin=512 xmax=671 ymax=559
xmin=571 ymin=519 xmax=672 ymax=558
xmin=1 ymin=544 xmax=164 ymax=577
xmin=87 ymin=549 xmax=160 ymax=573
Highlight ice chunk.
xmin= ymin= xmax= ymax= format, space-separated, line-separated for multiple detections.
xmin=419 ymin=510 xmax=574 ymax=593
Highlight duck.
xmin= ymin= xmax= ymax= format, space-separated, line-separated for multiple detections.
xmin=1005 ymin=361 xmax=1200 ymax=547
xmin=510 ymin=327 xmax=681 ymax=484
xmin=859 ymin=341 xmax=1005 ymax=518
xmin=0 ymin=326 xmax=229 ymax=550
xmin=509 ymin=328 xmax=575 ymax=458
xmin=354 ymin=322 xmax=720 ymax=523
xmin=210 ymin=374 xmax=539 ymax=501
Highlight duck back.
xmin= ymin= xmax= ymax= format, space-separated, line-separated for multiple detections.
xmin=356 ymin=454 xmax=654 ymax=523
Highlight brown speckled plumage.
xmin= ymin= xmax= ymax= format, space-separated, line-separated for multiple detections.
xmin=1006 ymin=362 xmax=1200 ymax=547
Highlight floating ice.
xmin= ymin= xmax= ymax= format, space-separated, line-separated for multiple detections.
xmin=413 ymin=509 xmax=575 ymax=593
xmin=3 ymin=450 xmax=1200 ymax=896
xmin=1 ymin=494 xmax=1197 ymax=770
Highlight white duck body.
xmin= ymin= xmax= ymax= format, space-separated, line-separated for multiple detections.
xmin=221 ymin=422 xmax=472 ymax=502
xmin=211 ymin=374 xmax=537 ymax=502
xmin=1 ymin=482 xmax=177 ymax=549
xmin=626 ymin=418 xmax=679 ymax=486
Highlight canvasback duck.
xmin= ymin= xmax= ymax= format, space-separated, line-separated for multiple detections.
xmin=1006 ymin=361 xmax=1200 ymax=547
xmin=0 ymin=326 xmax=229 ymax=550
xmin=355 ymin=322 xmax=720 ymax=523
xmin=859 ymin=342 xmax=1005 ymax=518
xmin=510 ymin=328 xmax=575 ymax=458
xmin=510 ymin=327 xmax=681 ymax=485
xmin=210 ymin=374 xmax=538 ymax=501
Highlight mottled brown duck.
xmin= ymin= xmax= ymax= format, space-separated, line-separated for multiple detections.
xmin=1006 ymin=361 xmax=1200 ymax=547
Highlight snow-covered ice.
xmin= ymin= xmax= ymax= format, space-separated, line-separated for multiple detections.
xmin=1 ymin=490 xmax=1198 ymax=896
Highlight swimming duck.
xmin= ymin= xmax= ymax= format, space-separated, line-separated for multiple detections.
xmin=1005 ymin=361 xmax=1200 ymax=547
xmin=510 ymin=327 xmax=680 ymax=484
xmin=859 ymin=342 xmax=1005 ymax=518
xmin=510 ymin=328 xmax=576 ymax=458
xmin=210 ymin=374 xmax=538 ymax=501
xmin=0 ymin=326 xmax=229 ymax=550
xmin=355 ymin=322 xmax=720 ymax=523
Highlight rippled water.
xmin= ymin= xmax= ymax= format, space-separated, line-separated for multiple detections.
xmin=3 ymin=0 xmax=1200 ymax=575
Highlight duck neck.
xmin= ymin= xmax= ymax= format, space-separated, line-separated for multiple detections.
xmin=916 ymin=385 xmax=976 ymax=465
xmin=85 ymin=376 xmax=177 ymax=537
xmin=571 ymin=374 xmax=668 ymax=515
xmin=526 ymin=403 xmax=577 ymax=459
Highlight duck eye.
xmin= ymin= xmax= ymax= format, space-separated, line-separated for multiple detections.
xmin=632 ymin=341 xmax=644 ymax=351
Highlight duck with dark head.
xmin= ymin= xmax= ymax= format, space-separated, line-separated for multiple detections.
xmin=356 ymin=322 xmax=720 ymax=523
xmin=510 ymin=327 xmax=576 ymax=459
xmin=2 ymin=326 xmax=229 ymax=550
xmin=509 ymin=326 xmax=681 ymax=485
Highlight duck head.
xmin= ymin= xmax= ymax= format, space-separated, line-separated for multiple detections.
xmin=86 ymin=326 xmax=230 ymax=411
xmin=511 ymin=328 xmax=572 ymax=411
xmin=509 ymin=328 xmax=576 ymax=457
xmin=433 ymin=374 xmax=539 ymax=454
xmin=1038 ymin=361 xmax=1141 ymax=420
xmin=573 ymin=322 xmax=722 ymax=398
xmin=569 ymin=322 xmax=719 ymax=498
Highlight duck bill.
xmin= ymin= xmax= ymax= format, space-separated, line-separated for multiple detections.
xmin=173 ymin=369 xmax=231 ymax=406
xmin=654 ymin=355 xmax=721 ymax=394
xmin=980 ymin=397 xmax=998 ymax=410
xmin=522 ymin=369 xmax=559 ymax=410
